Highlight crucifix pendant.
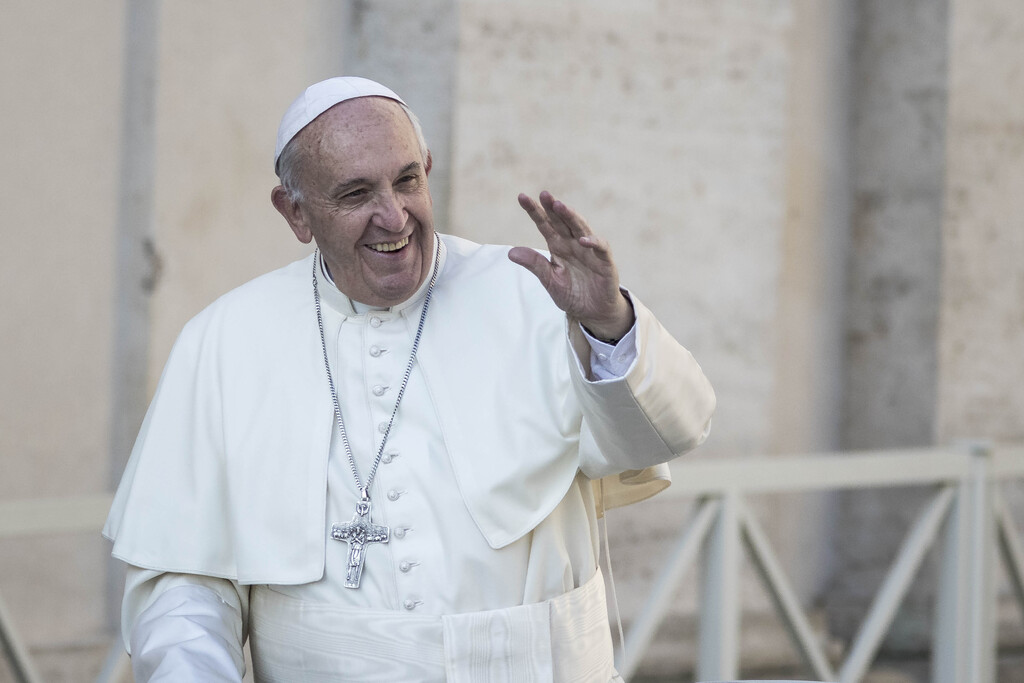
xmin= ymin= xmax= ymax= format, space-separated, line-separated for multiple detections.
xmin=330 ymin=499 xmax=390 ymax=589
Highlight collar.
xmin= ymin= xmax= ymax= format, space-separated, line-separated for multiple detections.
xmin=316 ymin=233 xmax=445 ymax=318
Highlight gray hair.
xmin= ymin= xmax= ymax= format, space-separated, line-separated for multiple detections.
xmin=277 ymin=101 xmax=429 ymax=205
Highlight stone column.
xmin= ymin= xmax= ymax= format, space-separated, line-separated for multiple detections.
xmin=828 ymin=0 xmax=950 ymax=650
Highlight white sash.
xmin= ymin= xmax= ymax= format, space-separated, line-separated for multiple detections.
xmin=249 ymin=569 xmax=621 ymax=682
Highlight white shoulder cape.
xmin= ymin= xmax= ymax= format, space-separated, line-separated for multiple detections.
xmin=104 ymin=235 xmax=715 ymax=584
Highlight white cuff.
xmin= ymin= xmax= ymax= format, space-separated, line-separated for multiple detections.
xmin=580 ymin=323 xmax=638 ymax=380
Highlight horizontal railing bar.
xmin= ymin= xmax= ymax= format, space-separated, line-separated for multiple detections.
xmin=0 ymin=494 xmax=113 ymax=538
xmin=662 ymin=448 xmax=1016 ymax=496
xmin=667 ymin=450 xmax=966 ymax=494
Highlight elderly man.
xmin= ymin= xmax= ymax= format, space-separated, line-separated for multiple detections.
xmin=104 ymin=77 xmax=715 ymax=682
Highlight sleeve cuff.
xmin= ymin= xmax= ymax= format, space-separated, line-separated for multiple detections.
xmin=580 ymin=322 xmax=639 ymax=380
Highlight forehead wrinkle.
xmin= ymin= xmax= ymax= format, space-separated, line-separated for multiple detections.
xmin=293 ymin=98 xmax=422 ymax=197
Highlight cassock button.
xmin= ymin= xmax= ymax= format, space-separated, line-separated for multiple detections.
xmin=381 ymin=453 xmax=392 ymax=464
xmin=399 ymin=561 xmax=412 ymax=573
xmin=370 ymin=316 xmax=382 ymax=328
xmin=378 ymin=421 xmax=389 ymax=434
xmin=369 ymin=345 xmax=382 ymax=357
xmin=372 ymin=385 xmax=387 ymax=397
xmin=403 ymin=599 xmax=416 ymax=611
xmin=393 ymin=527 xmax=406 ymax=539
xmin=387 ymin=489 xmax=401 ymax=502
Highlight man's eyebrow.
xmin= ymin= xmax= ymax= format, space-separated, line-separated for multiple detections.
xmin=328 ymin=177 xmax=371 ymax=198
xmin=397 ymin=161 xmax=424 ymax=177
xmin=327 ymin=162 xmax=424 ymax=198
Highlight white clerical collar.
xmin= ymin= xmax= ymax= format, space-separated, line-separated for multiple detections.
xmin=317 ymin=233 xmax=445 ymax=317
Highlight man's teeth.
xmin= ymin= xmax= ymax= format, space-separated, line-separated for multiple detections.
xmin=367 ymin=237 xmax=410 ymax=252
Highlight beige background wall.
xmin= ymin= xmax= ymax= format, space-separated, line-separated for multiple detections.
xmin=1 ymin=1 xmax=125 ymax=672
xmin=2 ymin=0 xmax=1023 ymax=680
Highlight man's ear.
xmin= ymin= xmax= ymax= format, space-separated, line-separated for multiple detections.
xmin=271 ymin=186 xmax=312 ymax=244
xmin=425 ymin=150 xmax=433 ymax=176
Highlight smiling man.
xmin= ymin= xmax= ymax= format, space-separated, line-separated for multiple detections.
xmin=104 ymin=77 xmax=715 ymax=682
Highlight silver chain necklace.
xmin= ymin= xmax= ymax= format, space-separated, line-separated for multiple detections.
xmin=312 ymin=244 xmax=440 ymax=588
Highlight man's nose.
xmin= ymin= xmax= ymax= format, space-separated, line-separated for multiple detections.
xmin=372 ymin=191 xmax=406 ymax=232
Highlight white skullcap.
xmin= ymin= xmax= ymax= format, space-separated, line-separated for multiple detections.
xmin=274 ymin=76 xmax=407 ymax=173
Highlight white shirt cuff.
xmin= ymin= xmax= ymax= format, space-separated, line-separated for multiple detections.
xmin=580 ymin=322 xmax=638 ymax=380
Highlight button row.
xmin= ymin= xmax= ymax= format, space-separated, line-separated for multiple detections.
xmin=392 ymin=521 xmax=418 ymax=610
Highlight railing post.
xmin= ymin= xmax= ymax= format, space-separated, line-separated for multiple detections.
xmin=697 ymin=488 xmax=740 ymax=681
xmin=933 ymin=441 xmax=997 ymax=683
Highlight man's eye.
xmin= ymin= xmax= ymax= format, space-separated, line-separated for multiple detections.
xmin=341 ymin=189 xmax=367 ymax=200
xmin=397 ymin=175 xmax=418 ymax=185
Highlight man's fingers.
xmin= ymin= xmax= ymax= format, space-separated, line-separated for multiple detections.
xmin=508 ymin=246 xmax=552 ymax=287
xmin=520 ymin=191 xmax=580 ymax=241
xmin=540 ymin=191 xmax=592 ymax=239
xmin=517 ymin=193 xmax=560 ymax=242
xmin=577 ymin=235 xmax=615 ymax=266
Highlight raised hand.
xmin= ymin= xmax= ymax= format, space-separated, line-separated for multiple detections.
xmin=509 ymin=191 xmax=634 ymax=342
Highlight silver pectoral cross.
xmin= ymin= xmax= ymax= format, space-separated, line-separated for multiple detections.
xmin=330 ymin=499 xmax=390 ymax=589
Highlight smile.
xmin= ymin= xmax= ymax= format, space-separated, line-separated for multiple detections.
xmin=366 ymin=236 xmax=410 ymax=252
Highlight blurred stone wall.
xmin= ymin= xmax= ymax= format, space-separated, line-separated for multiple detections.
xmin=936 ymin=0 xmax=1024 ymax=445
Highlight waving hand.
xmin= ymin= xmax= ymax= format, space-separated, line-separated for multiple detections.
xmin=508 ymin=191 xmax=634 ymax=342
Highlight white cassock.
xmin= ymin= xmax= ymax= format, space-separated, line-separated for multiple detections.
xmin=103 ymin=234 xmax=716 ymax=682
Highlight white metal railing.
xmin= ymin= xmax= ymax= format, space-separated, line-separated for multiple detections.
xmin=616 ymin=441 xmax=1024 ymax=683
xmin=3 ymin=444 xmax=1023 ymax=683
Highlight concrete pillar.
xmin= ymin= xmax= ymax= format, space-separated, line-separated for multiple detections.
xmin=106 ymin=0 xmax=162 ymax=631
xmin=827 ymin=0 xmax=950 ymax=650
